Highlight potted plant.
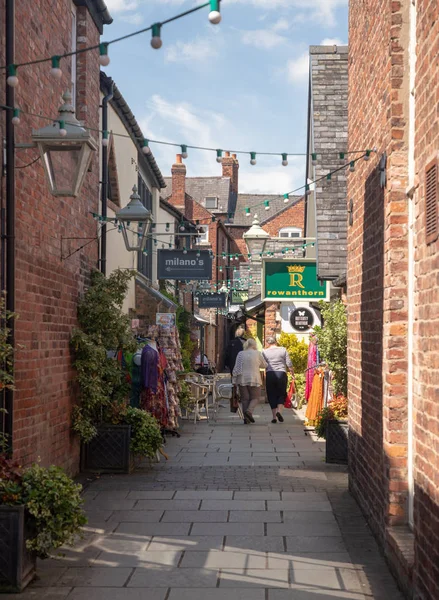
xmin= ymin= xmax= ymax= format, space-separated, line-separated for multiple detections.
xmin=315 ymin=395 xmax=349 ymax=464
xmin=71 ymin=269 xmax=163 ymax=473
xmin=0 ymin=456 xmax=86 ymax=592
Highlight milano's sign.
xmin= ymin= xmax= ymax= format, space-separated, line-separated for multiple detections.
xmin=198 ymin=293 xmax=227 ymax=308
xmin=262 ymin=260 xmax=329 ymax=301
xmin=157 ymin=250 xmax=213 ymax=280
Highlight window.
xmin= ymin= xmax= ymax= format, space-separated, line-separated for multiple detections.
xmin=137 ymin=176 xmax=153 ymax=280
xmin=425 ymin=158 xmax=439 ymax=244
xmin=279 ymin=227 xmax=302 ymax=238
xmin=205 ymin=196 xmax=218 ymax=209
xmin=196 ymin=225 xmax=209 ymax=245
xmin=71 ymin=4 xmax=77 ymax=107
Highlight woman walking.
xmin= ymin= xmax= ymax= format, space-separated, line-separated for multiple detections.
xmin=263 ymin=336 xmax=295 ymax=423
xmin=232 ymin=339 xmax=267 ymax=424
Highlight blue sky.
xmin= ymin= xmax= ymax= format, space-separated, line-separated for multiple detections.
xmin=103 ymin=0 xmax=348 ymax=195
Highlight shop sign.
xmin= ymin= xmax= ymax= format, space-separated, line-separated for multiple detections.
xmin=231 ymin=290 xmax=249 ymax=305
xmin=198 ymin=293 xmax=227 ymax=308
xmin=263 ymin=260 xmax=329 ymax=301
xmin=156 ymin=313 xmax=176 ymax=327
xmin=157 ymin=250 xmax=212 ymax=280
xmin=290 ymin=307 xmax=314 ymax=331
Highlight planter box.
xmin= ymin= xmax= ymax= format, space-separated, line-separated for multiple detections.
xmin=0 ymin=505 xmax=36 ymax=592
xmin=81 ymin=424 xmax=132 ymax=474
xmin=326 ymin=419 xmax=349 ymax=464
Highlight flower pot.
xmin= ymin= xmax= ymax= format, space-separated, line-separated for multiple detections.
xmin=0 ymin=505 xmax=36 ymax=592
xmin=326 ymin=419 xmax=349 ymax=464
xmin=81 ymin=424 xmax=133 ymax=474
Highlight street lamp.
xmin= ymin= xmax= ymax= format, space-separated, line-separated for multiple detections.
xmin=243 ymin=215 xmax=270 ymax=259
xmin=116 ymin=186 xmax=153 ymax=252
xmin=32 ymin=91 xmax=97 ymax=197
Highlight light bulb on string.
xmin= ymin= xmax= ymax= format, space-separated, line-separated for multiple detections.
xmin=59 ymin=120 xmax=67 ymax=137
xmin=216 ymin=149 xmax=223 ymax=163
xmin=305 ymin=184 xmax=311 ymax=197
xmin=151 ymin=23 xmax=162 ymax=49
xmin=339 ymin=152 xmax=345 ymax=161
xmin=264 ymin=200 xmax=270 ymax=211
xmin=99 ymin=43 xmax=110 ymax=66
xmin=282 ymin=153 xmax=288 ymax=167
xmin=196 ymin=250 xmax=201 ymax=257
xmin=349 ymin=161 xmax=355 ymax=172
xmin=283 ymin=193 xmax=289 ymax=203
xmin=311 ymin=153 xmax=317 ymax=166
xmin=7 ymin=64 xmax=18 ymax=87
xmin=183 ymin=248 xmax=188 ymax=255
xmin=142 ymin=139 xmax=151 ymax=155
xmin=50 ymin=56 xmax=62 ymax=79
xmin=245 ymin=207 xmax=251 ymax=216
xmin=326 ymin=173 xmax=332 ymax=183
xmin=11 ymin=108 xmax=20 ymax=126
xmin=179 ymin=222 xmax=185 ymax=232
xmin=181 ymin=145 xmax=188 ymax=159
xmin=364 ymin=150 xmax=371 ymax=161
xmin=102 ymin=130 xmax=109 ymax=147
xmin=209 ymin=0 xmax=222 ymax=24
xmin=250 ymin=152 xmax=257 ymax=166
xmin=165 ymin=223 xmax=170 ymax=232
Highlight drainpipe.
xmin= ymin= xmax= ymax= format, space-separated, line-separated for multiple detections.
xmin=100 ymin=80 xmax=114 ymax=275
xmin=4 ymin=0 xmax=15 ymax=452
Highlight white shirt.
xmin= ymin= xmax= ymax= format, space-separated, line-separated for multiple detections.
xmin=232 ymin=349 xmax=267 ymax=387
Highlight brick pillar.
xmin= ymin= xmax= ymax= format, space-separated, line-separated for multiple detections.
xmin=264 ymin=302 xmax=280 ymax=340
xmin=222 ymin=152 xmax=239 ymax=196
xmin=170 ymin=154 xmax=186 ymax=211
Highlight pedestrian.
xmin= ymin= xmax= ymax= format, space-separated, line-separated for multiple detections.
xmin=232 ymin=338 xmax=267 ymax=424
xmin=225 ymin=325 xmax=246 ymax=373
xmin=262 ymin=336 xmax=295 ymax=424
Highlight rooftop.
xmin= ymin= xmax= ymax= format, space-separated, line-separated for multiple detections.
xmin=233 ymin=193 xmax=303 ymax=226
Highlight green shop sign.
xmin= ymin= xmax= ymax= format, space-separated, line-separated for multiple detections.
xmin=231 ymin=290 xmax=248 ymax=305
xmin=262 ymin=260 xmax=329 ymax=301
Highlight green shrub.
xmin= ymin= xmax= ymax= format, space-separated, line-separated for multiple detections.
xmin=124 ymin=407 xmax=163 ymax=458
xmin=315 ymin=299 xmax=347 ymax=396
xmin=278 ymin=333 xmax=309 ymax=373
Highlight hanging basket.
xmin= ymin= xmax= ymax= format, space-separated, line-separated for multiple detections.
xmin=325 ymin=419 xmax=349 ymax=464
xmin=0 ymin=506 xmax=36 ymax=592
xmin=81 ymin=424 xmax=133 ymax=473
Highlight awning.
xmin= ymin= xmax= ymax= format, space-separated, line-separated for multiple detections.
xmin=245 ymin=294 xmax=265 ymax=313
xmin=136 ymin=276 xmax=177 ymax=310
xmin=194 ymin=314 xmax=211 ymax=325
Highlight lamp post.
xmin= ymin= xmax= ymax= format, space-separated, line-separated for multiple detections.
xmin=243 ymin=214 xmax=270 ymax=260
xmin=32 ymin=91 xmax=97 ymax=197
xmin=116 ymin=186 xmax=153 ymax=252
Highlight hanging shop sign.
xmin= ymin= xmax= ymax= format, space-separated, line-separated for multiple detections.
xmin=157 ymin=250 xmax=213 ymax=280
xmin=231 ymin=290 xmax=249 ymax=305
xmin=198 ymin=293 xmax=227 ymax=308
xmin=290 ymin=307 xmax=314 ymax=331
xmin=262 ymin=260 xmax=329 ymax=301
xmin=156 ymin=313 xmax=176 ymax=327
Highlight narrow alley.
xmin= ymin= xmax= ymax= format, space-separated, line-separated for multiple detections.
xmin=13 ymin=406 xmax=405 ymax=600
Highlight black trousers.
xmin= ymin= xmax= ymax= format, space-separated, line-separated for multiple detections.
xmin=266 ymin=371 xmax=288 ymax=409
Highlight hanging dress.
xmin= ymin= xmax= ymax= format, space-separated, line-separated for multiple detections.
xmin=305 ymin=339 xmax=318 ymax=400
xmin=305 ymin=368 xmax=325 ymax=425
xmin=140 ymin=344 xmax=169 ymax=427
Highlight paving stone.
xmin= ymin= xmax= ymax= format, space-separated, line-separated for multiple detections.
xmin=0 ymin=588 xmax=72 ymax=600
xmin=147 ymin=536 xmax=224 ymax=552
xmin=162 ymin=510 xmax=228 ymax=522
xmin=85 ymin=500 xmax=137 ymax=511
xmin=191 ymin=522 xmax=264 ymax=536
xmin=135 ymin=500 xmax=201 ymax=511
xmin=55 ymin=567 xmax=132 ymax=587
xmin=200 ymin=500 xmax=265 ymax=511
xmin=229 ymin=511 xmax=282 ymax=523
xmin=268 ymin=590 xmax=366 ymax=599
xmin=268 ymin=501 xmax=332 ymax=511
xmin=115 ymin=522 xmax=191 ymax=536
xmin=93 ymin=550 xmax=182 ymax=567
xmin=128 ymin=567 xmax=219 ymax=588
xmin=285 ymin=536 xmax=347 ymax=553
xmin=282 ymin=511 xmax=337 ymax=523
xmin=219 ymin=568 xmax=289 ymax=588
xmin=224 ymin=536 xmax=285 ymax=553
xmin=266 ymin=552 xmax=352 ymax=569
xmin=108 ymin=511 xmax=164 ymax=523
xmin=174 ymin=490 xmax=233 ymax=499
xmin=168 ymin=590 xmax=265 ymax=600
xmin=68 ymin=590 xmax=167 ymax=600
xmin=127 ymin=491 xmax=175 ymax=499
xmin=281 ymin=492 xmax=328 ymax=501
xmin=180 ymin=550 xmax=266 ymax=569
xmin=233 ymin=492 xmax=281 ymax=500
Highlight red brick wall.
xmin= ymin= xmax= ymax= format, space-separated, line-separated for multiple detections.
xmin=348 ymin=0 xmax=410 ymax=537
xmin=0 ymin=1 xmax=103 ymax=473
xmin=262 ymin=200 xmax=305 ymax=237
xmin=412 ymin=1 xmax=439 ymax=596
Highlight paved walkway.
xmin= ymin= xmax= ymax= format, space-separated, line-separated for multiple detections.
xmin=13 ymin=405 xmax=405 ymax=600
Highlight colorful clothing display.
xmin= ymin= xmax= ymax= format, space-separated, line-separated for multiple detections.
xmin=305 ymin=335 xmax=319 ymax=400
xmin=305 ymin=368 xmax=325 ymax=425
xmin=140 ymin=345 xmax=169 ymax=427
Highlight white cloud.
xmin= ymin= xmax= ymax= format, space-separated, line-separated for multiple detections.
xmin=227 ymin=0 xmax=347 ymax=27
xmin=272 ymin=17 xmax=290 ymax=32
xmin=320 ymin=37 xmax=346 ymax=46
xmin=241 ymin=29 xmax=288 ymax=49
xmin=165 ymin=37 xmax=219 ymax=64
xmin=121 ymin=13 xmax=144 ymax=25
xmin=287 ymin=53 xmax=309 ymax=83
xmin=105 ymin=0 xmax=139 ymax=12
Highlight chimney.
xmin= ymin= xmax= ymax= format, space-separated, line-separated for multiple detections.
xmin=170 ymin=154 xmax=186 ymax=211
xmin=222 ymin=151 xmax=239 ymax=197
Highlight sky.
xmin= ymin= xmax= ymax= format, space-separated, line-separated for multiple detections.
xmin=103 ymin=0 xmax=348 ymax=195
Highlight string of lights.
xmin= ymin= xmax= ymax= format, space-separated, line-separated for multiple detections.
xmin=1 ymin=1 xmax=221 ymax=75
xmin=2 ymin=102 xmax=373 ymax=168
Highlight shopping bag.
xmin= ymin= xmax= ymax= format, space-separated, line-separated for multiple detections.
xmin=230 ymin=385 xmax=239 ymax=413
xmin=285 ymin=380 xmax=298 ymax=409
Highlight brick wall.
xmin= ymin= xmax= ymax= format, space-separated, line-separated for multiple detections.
xmin=0 ymin=0 xmax=104 ymax=473
xmin=412 ymin=1 xmax=439 ymax=596
xmin=261 ymin=200 xmax=305 ymax=238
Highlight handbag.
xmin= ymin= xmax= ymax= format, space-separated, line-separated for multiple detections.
xmin=230 ymin=385 xmax=239 ymax=413
xmin=285 ymin=380 xmax=298 ymax=409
